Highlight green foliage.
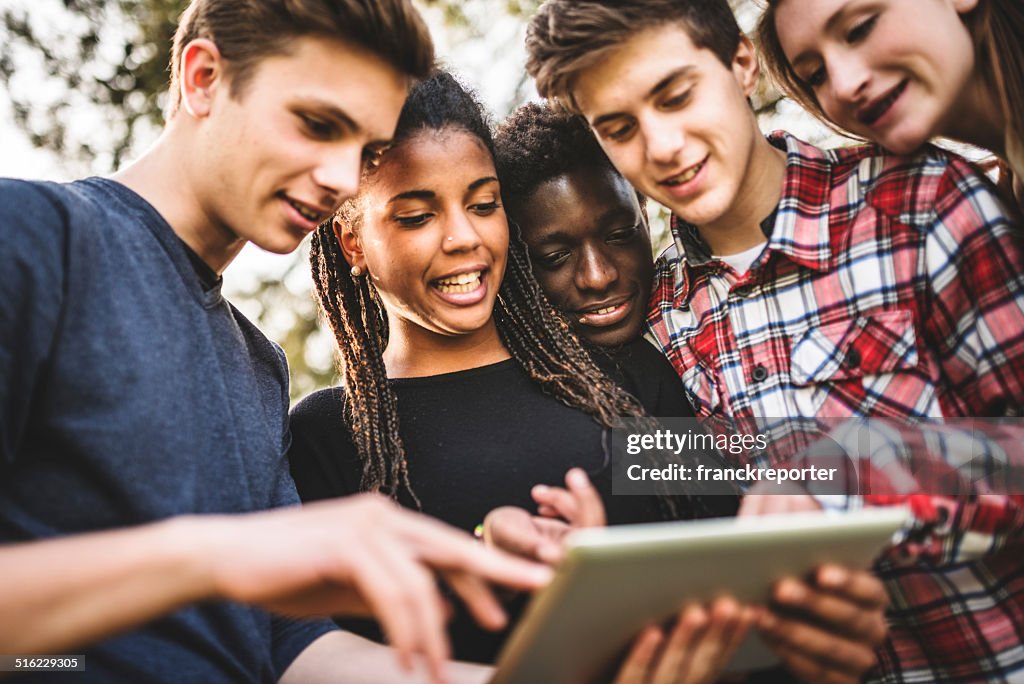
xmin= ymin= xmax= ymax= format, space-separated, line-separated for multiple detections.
xmin=2 ymin=0 xmax=797 ymax=401
xmin=1 ymin=0 xmax=182 ymax=170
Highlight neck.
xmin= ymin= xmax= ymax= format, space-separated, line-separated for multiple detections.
xmin=383 ymin=315 xmax=511 ymax=379
xmin=698 ymin=134 xmax=786 ymax=255
xmin=111 ymin=124 xmax=246 ymax=274
xmin=943 ymin=65 xmax=1007 ymax=157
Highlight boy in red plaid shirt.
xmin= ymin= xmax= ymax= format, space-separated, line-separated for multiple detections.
xmin=525 ymin=0 xmax=1024 ymax=682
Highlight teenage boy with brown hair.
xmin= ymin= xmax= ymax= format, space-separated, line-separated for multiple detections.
xmin=0 ymin=1 xmax=550 ymax=682
xmin=524 ymin=0 xmax=1024 ymax=682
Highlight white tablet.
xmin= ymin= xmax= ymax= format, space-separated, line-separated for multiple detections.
xmin=492 ymin=507 xmax=909 ymax=684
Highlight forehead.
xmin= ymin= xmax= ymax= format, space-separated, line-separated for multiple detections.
xmin=367 ymin=128 xmax=497 ymax=195
xmin=519 ymin=166 xmax=641 ymax=239
xmin=572 ymin=22 xmax=716 ymax=118
xmin=773 ymin=0 xmax=851 ymax=55
xmin=245 ymin=34 xmax=409 ymax=143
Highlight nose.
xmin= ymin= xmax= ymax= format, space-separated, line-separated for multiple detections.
xmin=441 ymin=207 xmax=484 ymax=253
xmin=575 ymin=244 xmax=618 ymax=293
xmin=828 ymin=51 xmax=871 ymax=104
xmin=311 ymin=143 xmax=362 ymax=207
xmin=642 ymin=114 xmax=685 ymax=167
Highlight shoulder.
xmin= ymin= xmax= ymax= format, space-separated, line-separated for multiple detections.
xmin=0 ymin=179 xmax=74 ymax=253
xmin=228 ymin=303 xmax=290 ymax=379
xmin=822 ymin=142 xmax=1010 ymax=234
xmin=288 ymin=387 xmax=361 ymax=500
xmin=604 ymin=340 xmax=694 ymax=418
xmin=290 ymin=387 xmax=347 ymax=428
xmin=0 ymin=180 xmax=85 ymax=304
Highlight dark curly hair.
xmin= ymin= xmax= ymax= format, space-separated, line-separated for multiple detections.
xmin=309 ymin=71 xmax=683 ymax=510
xmin=494 ymin=101 xmax=647 ymax=226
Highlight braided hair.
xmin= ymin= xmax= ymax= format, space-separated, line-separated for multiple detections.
xmin=310 ymin=71 xmax=674 ymax=509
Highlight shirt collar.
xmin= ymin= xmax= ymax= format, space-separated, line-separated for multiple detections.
xmin=669 ymin=131 xmax=836 ymax=298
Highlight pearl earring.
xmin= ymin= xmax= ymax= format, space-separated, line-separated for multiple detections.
xmin=350 ymin=265 xmax=362 ymax=277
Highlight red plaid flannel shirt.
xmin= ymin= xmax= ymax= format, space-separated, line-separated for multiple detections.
xmin=646 ymin=133 xmax=1024 ymax=682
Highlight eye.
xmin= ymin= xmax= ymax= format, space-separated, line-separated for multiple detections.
xmin=395 ymin=213 xmax=432 ymax=227
xmin=805 ymin=66 xmax=827 ymax=89
xmin=607 ymin=225 xmax=641 ymax=244
xmin=602 ymin=121 xmax=636 ymax=142
xmin=846 ymin=15 xmax=877 ymax=43
xmin=538 ymin=250 xmax=571 ymax=268
xmin=659 ymin=90 xmax=692 ymax=109
xmin=470 ymin=200 xmax=502 ymax=215
xmin=299 ymin=114 xmax=336 ymax=140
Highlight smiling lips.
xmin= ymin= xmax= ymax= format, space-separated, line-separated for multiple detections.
xmin=661 ymin=156 xmax=708 ymax=187
xmin=280 ymin=192 xmax=331 ymax=230
xmin=577 ymin=296 xmax=633 ymax=327
xmin=858 ymin=79 xmax=908 ymax=126
xmin=433 ymin=270 xmax=483 ymax=294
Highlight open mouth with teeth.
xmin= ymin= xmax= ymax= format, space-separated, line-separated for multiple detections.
xmin=860 ymin=79 xmax=908 ymax=126
xmin=576 ymin=297 xmax=633 ymax=327
xmin=280 ymin=193 xmax=327 ymax=224
xmin=662 ymin=157 xmax=708 ymax=186
xmin=432 ymin=270 xmax=484 ymax=294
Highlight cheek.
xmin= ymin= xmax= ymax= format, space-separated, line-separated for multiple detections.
xmin=622 ymin=250 xmax=654 ymax=288
xmin=533 ymin=269 xmax=571 ymax=304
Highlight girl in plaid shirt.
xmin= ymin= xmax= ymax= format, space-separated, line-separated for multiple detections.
xmin=758 ymin=0 xmax=1024 ymax=209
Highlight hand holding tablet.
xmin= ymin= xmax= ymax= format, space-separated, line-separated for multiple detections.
xmin=490 ymin=506 xmax=908 ymax=684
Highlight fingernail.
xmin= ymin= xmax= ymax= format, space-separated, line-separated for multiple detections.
xmin=778 ymin=580 xmax=804 ymax=602
xmin=568 ymin=468 xmax=589 ymax=488
xmin=820 ymin=565 xmax=847 ymax=586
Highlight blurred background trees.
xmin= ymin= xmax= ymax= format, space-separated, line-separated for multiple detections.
xmin=0 ymin=0 xmax=828 ymax=400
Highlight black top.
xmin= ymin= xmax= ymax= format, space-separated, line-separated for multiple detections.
xmin=287 ymin=339 xmax=734 ymax=663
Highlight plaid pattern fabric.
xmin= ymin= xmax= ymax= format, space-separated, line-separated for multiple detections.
xmin=646 ymin=133 xmax=1024 ymax=682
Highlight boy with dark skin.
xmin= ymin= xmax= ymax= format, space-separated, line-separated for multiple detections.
xmin=521 ymin=1 xmax=1024 ymax=682
xmin=491 ymin=101 xmax=888 ymax=684
xmin=0 ymin=2 xmax=549 ymax=682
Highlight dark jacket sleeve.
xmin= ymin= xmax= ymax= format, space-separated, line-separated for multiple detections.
xmin=0 ymin=180 xmax=68 ymax=466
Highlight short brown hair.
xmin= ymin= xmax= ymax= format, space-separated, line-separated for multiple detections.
xmin=525 ymin=0 xmax=743 ymax=112
xmin=168 ymin=0 xmax=435 ymax=115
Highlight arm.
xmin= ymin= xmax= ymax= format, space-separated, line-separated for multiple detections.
xmin=0 ymin=495 xmax=551 ymax=683
xmin=281 ymin=631 xmax=492 ymax=684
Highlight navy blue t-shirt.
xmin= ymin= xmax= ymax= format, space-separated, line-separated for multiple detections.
xmin=0 ymin=178 xmax=333 ymax=682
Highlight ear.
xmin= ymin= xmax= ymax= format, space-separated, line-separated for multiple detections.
xmin=179 ymin=38 xmax=225 ymax=119
xmin=731 ymin=35 xmax=760 ymax=99
xmin=333 ymin=217 xmax=367 ymax=273
xmin=952 ymin=0 xmax=978 ymax=13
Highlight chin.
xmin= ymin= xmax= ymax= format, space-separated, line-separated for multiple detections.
xmin=585 ymin=324 xmax=642 ymax=349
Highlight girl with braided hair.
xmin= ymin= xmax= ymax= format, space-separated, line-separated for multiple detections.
xmin=286 ymin=71 xmax=742 ymax=669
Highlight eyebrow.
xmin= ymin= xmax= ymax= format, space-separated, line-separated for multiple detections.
xmin=388 ymin=190 xmax=434 ymax=204
xmin=469 ymin=176 xmax=499 ymax=191
xmin=387 ymin=177 xmax=499 ymax=205
xmin=590 ymin=66 xmax=695 ymax=128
